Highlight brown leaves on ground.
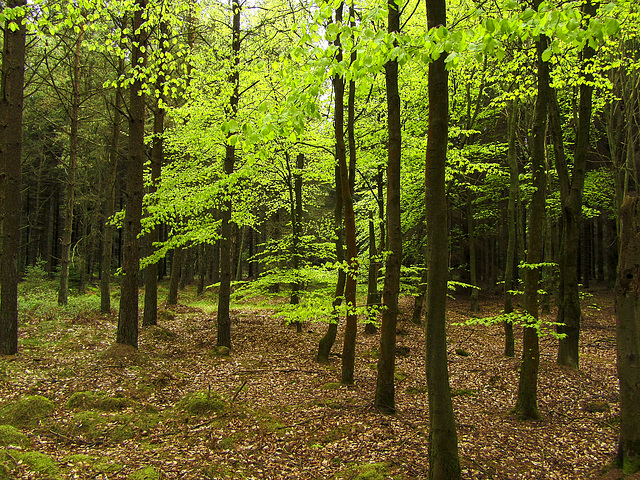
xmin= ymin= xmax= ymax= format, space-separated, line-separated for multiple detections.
xmin=0 ymin=288 xmax=625 ymax=479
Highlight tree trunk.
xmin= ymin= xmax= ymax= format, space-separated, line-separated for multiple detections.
xmin=0 ymin=0 xmax=26 ymax=355
xmin=366 ymin=212 xmax=380 ymax=332
xmin=217 ymin=0 xmax=241 ymax=350
xmin=101 ymin=78 xmax=122 ymax=315
xmin=553 ymin=0 xmax=595 ymax=369
xmin=167 ymin=247 xmax=183 ymax=306
xmin=424 ymin=0 xmax=461 ymax=476
xmin=290 ymin=153 xmax=304 ymax=332
xmin=514 ymin=29 xmax=549 ymax=421
xmin=317 ymin=164 xmax=346 ymax=364
xmin=59 ymin=28 xmax=84 ymax=306
xmin=503 ymin=99 xmax=518 ymax=357
xmin=468 ymin=192 xmax=478 ymax=312
xmin=143 ymin=63 xmax=165 ymax=326
xmin=334 ymin=1 xmax=358 ymax=386
xmin=374 ymin=0 xmax=401 ymax=412
xmin=117 ymin=1 xmax=147 ymax=348
xmin=616 ymin=194 xmax=640 ymax=474
xmin=411 ymin=265 xmax=427 ymax=326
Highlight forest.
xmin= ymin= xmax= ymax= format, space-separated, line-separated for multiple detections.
xmin=0 ymin=0 xmax=638 ymax=477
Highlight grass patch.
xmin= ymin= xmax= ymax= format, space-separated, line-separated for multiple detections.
xmin=0 ymin=395 xmax=55 ymax=427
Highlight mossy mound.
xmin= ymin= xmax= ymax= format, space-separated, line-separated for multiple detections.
xmin=68 ymin=410 xmax=159 ymax=443
xmin=179 ymin=391 xmax=226 ymax=415
xmin=14 ymin=451 xmax=60 ymax=479
xmin=100 ymin=343 xmax=146 ymax=367
xmin=128 ymin=466 xmax=160 ymax=480
xmin=148 ymin=326 xmax=177 ymax=341
xmin=207 ymin=346 xmax=231 ymax=357
xmin=0 ymin=395 xmax=55 ymax=427
xmin=68 ymin=391 xmax=133 ymax=411
xmin=0 ymin=425 xmax=29 ymax=448
xmin=335 ymin=462 xmax=391 ymax=480
xmin=0 ymin=450 xmax=16 ymax=480
xmin=157 ymin=310 xmax=176 ymax=322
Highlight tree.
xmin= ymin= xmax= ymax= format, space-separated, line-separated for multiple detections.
xmin=117 ymin=0 xmax=149 ymax=348
xmin=374 ymin=0 xmax=401 ymax=413
xmin=0 ymin=0 xmax=27 ymax=356
xmin=615 ymin=193 xmax=640 ymax=474
xmin=424 ymin=0 xmax=461 ymax=475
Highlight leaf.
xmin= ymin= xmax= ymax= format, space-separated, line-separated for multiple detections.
xmin=541 ymin=47 xmax=552 ymax=62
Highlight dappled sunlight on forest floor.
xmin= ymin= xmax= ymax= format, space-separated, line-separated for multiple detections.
xmin=0 ymin=287 xmax=625 ymax=479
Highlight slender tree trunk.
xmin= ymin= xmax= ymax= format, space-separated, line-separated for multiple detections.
xmin=290 ymin=153 xmax=304 ymax=332
xmin=217 ymin=0 xmax=241 ymax=349
xmin=468 ymin=192 xmax=479 ymax=312
xmin=514 ymin=30 xmax=549 ymax=421
xmin=333 ymin=1 xmax=359 ymax=385
xmin=424 ymin=0 xmax=460 ymax=476
xmin=616 ymin=194 xmax=640 ymax=474
xmin=0 ymin=0 xmax=26 ymax=355
xmin=366 ymin=212 xmax=380 ymax=331
xmin=59 ymin=29 xmax=84 ymax=306
xmin=77 ymin=205 xmax=88 ymax=294
xmin=553 ymin=0 xmax=595 ymax=369
xmin=101 ymin=81 xmax=122 ymax=314
xmin=167 ymin=247 xmax=183 ymax=305
xmin=374 ymin=0 xmax=401 ymax=412
xmin=117 ymin=0 xmax=148 ymax=348
xmin=411 ymin=264 xmax=427 ymax=325
xmin=143 ymin=62 xmax=165 ymax=326
xmin=317 ymin=164 xmax=346 ymax=364
xmin=503 ymin=99 xmax=518 ymax=357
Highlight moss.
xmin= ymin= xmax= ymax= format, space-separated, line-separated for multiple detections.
xmin=202 ymin=464 xmax=249 ymax=479
xmin=158 ymin=310 xmax=176 ymax=322
xmin=208 ymin=346 xmax=231 ymax=357
xmin=179 ymin=391 xmax=225 ymax=415
xmin=335 ymin=462 xmax=390 ymax=480
xmin=405 ymin=386 xmax=427 ymax=395
xmin=0 ymin=462 xmax=10 ymax=480
xmin=455 ymin=348 xmax=470 ymax=357
xmin=100 ymin=343 xmax=146 ymax=367
xmin=0 ymin=395 xmax=55 ymax=427
xmin=94 ymin=458 xmax=124 ymax=473
xmin=451 ymin=388 xmax=477 ymax=397
xmin=69 ymin=410 xmax=159 ymax=443
xmin=15 ymin=451 xmax=60 ymax=479
xmin=128 ymin=466 xmax=160 ymax=480
xmin=322 ymin=382 xmax=341 ymax=390
xmin=0 ymin=425 xmax=29 ymax=448
xmin=148 ymin=326 xmax=177 ymax=341
xmin=68 ymin=391 xmax=133 ymax=411
xmin=394 ymin=371 xmax=408 ymax=383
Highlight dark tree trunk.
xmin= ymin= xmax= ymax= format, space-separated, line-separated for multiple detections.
xmin=197 ymin=244 xmax=206 ymax=296
xmin=290 ymin=153 xmax=304 ymax=332
xmin=411 ymin=265 xmax=427 ymax=326
xmin=468 ymin=192 xmax=479 ymax=312
xmin=59 ymin=29 xmax=84 ymax=306
xmin=217 ymin=0 xmax=241 ymax=349
xmin=317 ymin=164 xmax=346 ymax=364
xmin=167 ymin=247 xmax=183 ymax=306
xmin=615 ymin=194 xmax=640 ymax=474
xmin=117 ymin=0 xmax=147 ymax=348
xmin=514 ymin=30 xmax=549 ymax=421
xmin=424 ymin=0 xmax=461 ymax=476
xmin=101 ymin=79 xmax=122 ymax=314
xmin=503 ymin=99 xmax=518 ymax=357
xmin=366 ymin=212 xmax=381 ymax=331
xmin=374 ymin=0 xmax=401 ymax=413
xmin=0 ymin=0 xmax=26 ymax=355
xmin=554 ymin=0 xmax=595 ymax=369
xmin=143 ymin=54 xmax=166 ymax=326
xmin=334 ymin=1 xmax=358 ymax=385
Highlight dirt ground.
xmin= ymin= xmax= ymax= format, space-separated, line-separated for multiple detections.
xmin=0 ymin=287 xmax=630 ymax=479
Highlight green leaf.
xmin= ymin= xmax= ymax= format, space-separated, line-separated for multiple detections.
xmin=541 ymin=47 xmax=552 ymax=62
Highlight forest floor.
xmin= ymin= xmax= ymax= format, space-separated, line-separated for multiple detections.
xmin=0 ymin=283 xmax=632 ymax=479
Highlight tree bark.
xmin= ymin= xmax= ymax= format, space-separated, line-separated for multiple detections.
xmin=117 ymin=0 xmax=148 ymax=348
xmin=59 ymin=28 xmax=84 ymax=306
xmin=0 ymin=0 xmax=26 ymax=355
xmin=514 ymin=30 xmax=549 ymax=421
xmin=616 ymin=194 xmax=640 ymax=474
xmin=167 ymin=247 xmax=183 ymax=306
xmin=374 ymin=0 xmax=401 ymax=413
xmin=217 ymin=0 xmax=241 ymax=349
xmin=553 ymin=0 xmax=596 ymax=369
xmin=424 ymin=0 xmax=461 ymax=476
xmin=503 ymin=99 xmax=518 ymax=357
xmin=101 ymin=77 xmax=122 ymax=314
